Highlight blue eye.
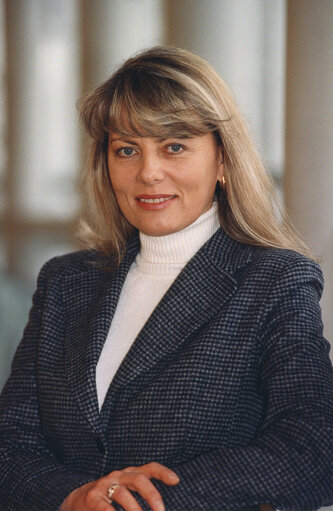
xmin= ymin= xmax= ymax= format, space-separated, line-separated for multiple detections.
xmin=168 ymin=144 xmax=183 ymax=153
xmin=119 ymin=147 xmax=135 ymax=157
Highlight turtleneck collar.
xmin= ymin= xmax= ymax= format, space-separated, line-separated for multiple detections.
xmin=135 ymin=202 xmax=220 ymax=275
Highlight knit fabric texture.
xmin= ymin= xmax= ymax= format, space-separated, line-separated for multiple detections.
xmin=0 ymin=227 xmax=333 ymax=511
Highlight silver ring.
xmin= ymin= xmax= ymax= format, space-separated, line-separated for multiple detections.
xmin=107 ymin=483 xmax=120 ymax=502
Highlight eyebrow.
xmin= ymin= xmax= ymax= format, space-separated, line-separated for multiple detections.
xmin=109 ymin=137 xmax=140 ymax=146
xmin=109 ymin=136 xmax=188 ymax=145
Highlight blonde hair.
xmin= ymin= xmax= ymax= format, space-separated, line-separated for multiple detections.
xmin=79 ymin=45 xmax=313 ymax=264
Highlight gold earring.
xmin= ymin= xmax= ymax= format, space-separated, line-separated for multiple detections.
xmin=219 ymin=176 xmax=226 ymax=188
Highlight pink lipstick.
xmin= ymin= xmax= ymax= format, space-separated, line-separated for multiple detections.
xmin=136 ymin=194 xmax=177 ymax=210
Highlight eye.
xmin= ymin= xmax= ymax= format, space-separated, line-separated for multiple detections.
xmin=166 ymin=143 xmax=183 ymax=154
xmin=118 ymin=147 xmax=136 ymax=157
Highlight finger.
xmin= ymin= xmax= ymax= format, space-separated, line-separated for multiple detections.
xmin=141 ymin=462 xmax=180 ymax=485
xmin=110 ymin=485 xmax=143 ymax=511
xmin=82 ymin=491 xmax=116 ymax=511
xmin=119 ymin=472 xmax=165 ymax=511
xmin=62 ymin=482 xmax=116 ymax=511
xmin=85 ymin=490 xmax=116 ymax=511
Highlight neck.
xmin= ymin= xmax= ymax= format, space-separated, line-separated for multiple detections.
xmin=136 ymin=202 xmax=220 ymax=275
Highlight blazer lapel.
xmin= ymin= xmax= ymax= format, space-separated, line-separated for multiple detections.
xmin=63 ymin=237 xmax=139 ymax=434
xmin=102 ymin=229 xmax=252 ymax=404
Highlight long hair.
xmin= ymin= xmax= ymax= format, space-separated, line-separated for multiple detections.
xmin=78 ymin=46 xmax=313 ymax=265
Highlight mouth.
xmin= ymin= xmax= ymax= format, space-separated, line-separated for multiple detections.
xmin=136 ymin=194 xmax=177 ymax=210
xmin=137 ymin=195 xmax=176 ymax=204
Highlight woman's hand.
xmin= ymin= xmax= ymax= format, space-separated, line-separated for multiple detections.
xmin=60 ymin=462 xmax=180 ymax=511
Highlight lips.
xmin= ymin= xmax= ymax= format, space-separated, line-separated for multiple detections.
xmin=136 ymin=194 xmax=177 ymax=210
xmin=137 ymin=195 xmax=176 ymax=204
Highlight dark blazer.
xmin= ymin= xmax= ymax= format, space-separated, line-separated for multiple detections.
xmin=1 ymin=228 xmax=333 ymax=511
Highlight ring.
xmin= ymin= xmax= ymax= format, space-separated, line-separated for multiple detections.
xmin=107 ymin=484 xmax=120 ymax=502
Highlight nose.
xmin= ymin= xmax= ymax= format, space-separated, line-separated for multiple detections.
xmin=138 ymin=150 xmax=165 ymax=184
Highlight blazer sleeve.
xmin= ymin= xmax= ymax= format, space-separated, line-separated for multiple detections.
xmin=136 ymin=257 xmax=333 ymax=511
xmin=0 ymin=260 xmax=93 ymax=511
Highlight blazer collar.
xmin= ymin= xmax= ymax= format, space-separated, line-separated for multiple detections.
xmin=100 ymin=228 xmax=253 ymax=419
xmin=204 ymin=226 xmax=253 ymax=272
xmin=62 ymin=235 xmax=139 ymax=434
xmin=62 ymin=229 xmax=252 ymax=432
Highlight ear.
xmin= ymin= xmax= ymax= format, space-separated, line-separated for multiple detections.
xmin=217 ymin=160 xmax=224 ymax=182
xmin=214 ymin=136 xmax=224 ymax=181
xmin=216 ymin=143 xmax=224 ymax=170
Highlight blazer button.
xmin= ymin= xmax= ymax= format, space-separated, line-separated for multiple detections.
xmin=96 ymin=438 xmax=106 ymax=454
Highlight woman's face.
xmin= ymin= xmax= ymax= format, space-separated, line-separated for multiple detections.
xmin=108 ymin=132 xmax=223 ymax=236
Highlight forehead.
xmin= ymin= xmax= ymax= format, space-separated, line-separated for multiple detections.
xmin=108 ymin=129 xmax=193 ymax=142
xmin=106 ymin=88 xmax=213 ymax=140
xmin=107 ymin=117 xmax=221 ymax=151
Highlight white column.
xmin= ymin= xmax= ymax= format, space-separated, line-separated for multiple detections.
xmin=168 ymin=0 xmax=286 ymax=178
xmin=285 ymin=0 xmax=333 ymax=347
xmin=6 ymin=0 xmax=81 ymax=222
xmin=262 ymin=0 xmax=286 ymax=179
xmin=0 ymin=0 xmax=5 ymax=213
xmin=81 ymin=0 xmax=166 ymax=90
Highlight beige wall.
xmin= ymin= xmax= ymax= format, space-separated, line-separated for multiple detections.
xmin=285 ymin=0 xmax=333 ymax=347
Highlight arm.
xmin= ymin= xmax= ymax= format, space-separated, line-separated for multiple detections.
xmin=0 ymin=261 xmax=179 ymax=511
xmin=136 ymin=258 xmax=333 ymax=510
xmin=0 ymin=260 xmax=93 ymax=511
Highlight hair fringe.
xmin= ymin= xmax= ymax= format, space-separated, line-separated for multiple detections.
xmin=78 ymin=46 xmax=316 ymax=265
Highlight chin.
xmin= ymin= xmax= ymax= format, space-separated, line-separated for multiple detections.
xmin=140 ymin=224 xmax=179 ymax=237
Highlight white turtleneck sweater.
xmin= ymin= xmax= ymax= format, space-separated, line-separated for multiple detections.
xmin=96 ymin=202 xmax=220 ymax=409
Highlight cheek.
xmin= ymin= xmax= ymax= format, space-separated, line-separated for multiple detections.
xmin=193 ymin=167 xmax=219 ymax=196
xmin=109 ymin=172 xmax=127 ymax=196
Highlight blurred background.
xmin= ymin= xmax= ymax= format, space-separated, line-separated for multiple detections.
xmin=0 ymin=0 xmax=333 ymax=392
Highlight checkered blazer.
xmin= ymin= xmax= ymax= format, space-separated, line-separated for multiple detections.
xmin=1 ymin=228 xmax=333 ymax=511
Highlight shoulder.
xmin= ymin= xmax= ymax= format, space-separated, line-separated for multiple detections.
xmin=250 ymin=245 xmax=323 ymax=290
xmin=207 ymin=228 xmax=324 ymax=297
xmin=35 ymin=249 xmax=107 ymax=287
xmin=243 ymin=246 xmax=325 ymax=307
xmin=43 ymin=248 xmax=103 ymax=272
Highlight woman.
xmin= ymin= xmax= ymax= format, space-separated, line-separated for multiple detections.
xmin=0 ymin=46 xmax=333 ymax=511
